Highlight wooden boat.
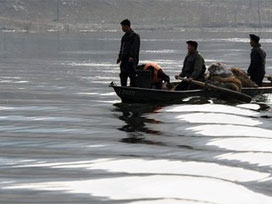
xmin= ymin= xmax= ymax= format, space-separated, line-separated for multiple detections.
xmin=110 ymin=81 xmax=272 ymax=104
xmin=241 ymin=83 xmax=272 ymax=96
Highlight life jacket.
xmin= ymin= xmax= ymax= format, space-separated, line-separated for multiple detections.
xmin=143 ymin=62 xmax=162 ymax=83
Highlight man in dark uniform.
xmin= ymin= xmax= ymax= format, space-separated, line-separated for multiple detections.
xmin=175 ymin=40 xmax=206 ymax=90
xmin=117 ymin=19 xmax=140 ymax=87
xmin=247 ymin=34 xmax=266 ymax=86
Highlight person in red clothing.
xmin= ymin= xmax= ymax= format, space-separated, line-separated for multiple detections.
xmin=139 ymin=62 xmax=170 ymax=89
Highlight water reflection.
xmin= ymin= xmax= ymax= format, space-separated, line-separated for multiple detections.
xmin=113 ymin=103 xmax=162 ymax=144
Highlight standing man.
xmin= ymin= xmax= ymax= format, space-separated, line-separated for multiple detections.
xmin=175 ymin=41 xmax=206 ymax=90
xmin=247 ymin=34 xmax=266 ymax=86
xmin=117 ymin=19 xmax=140 ymax=87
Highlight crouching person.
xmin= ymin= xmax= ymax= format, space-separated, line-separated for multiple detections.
xmin=139 ymin=62 xmax=170 ymax=89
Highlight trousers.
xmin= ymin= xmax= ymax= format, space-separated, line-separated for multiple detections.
xmin=120 ymin=60 xmax=136 ymax=87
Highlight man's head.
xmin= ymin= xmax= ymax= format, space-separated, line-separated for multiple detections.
xmin=120 ymin=19 xmax=131 ymax=33
xmin=186 ymin=41 xmax=198 ymax=53
xmin=249 ymin=34 xmax=260 ymax=47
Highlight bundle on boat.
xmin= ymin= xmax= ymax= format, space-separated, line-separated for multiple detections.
xmin=206 ymin=63 xmax=257 ymax=92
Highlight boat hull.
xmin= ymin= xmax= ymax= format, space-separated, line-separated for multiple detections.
xmin=111 ymin=82 xmax=272 ymax=103
xmin=112 ymin=85 xmax=204 ymax=103
xmin=242 ymin=86 xmax=272 ymax=96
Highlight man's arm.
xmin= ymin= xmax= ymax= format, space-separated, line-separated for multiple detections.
xmin=129 ymin=33 xmax=140 ymax=62
xmin=117 ymin=37 xmax=123 ymax=64
xmin=190 ymin=55 xmax=203 ymax=79
xmin=248 ymin=49 xmax=260 ymax=75
xmin=158 ymin=70 xmax=170 ymax=83
xmin=175 ymin=57 xmax=186 ymax=79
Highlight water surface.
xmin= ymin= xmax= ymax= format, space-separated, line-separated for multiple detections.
xmin=0 ymin=30 xmax=272 ymax=204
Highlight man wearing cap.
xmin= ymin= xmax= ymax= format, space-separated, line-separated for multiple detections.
xmin=175 ymin=40 xmax=206 ymax=90
xmin=117 ymin=19 xmax=140 ymax=87
xmin=247 ymin=34 xmax=266 ymax=86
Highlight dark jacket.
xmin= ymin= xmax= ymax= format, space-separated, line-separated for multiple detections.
xmin=118 ymin=30 xmax=140 ymax=64
xmin=179 ymin=50 xmax=206 ymax=80
xmin=247 ymin=43 xmax=266 ymax=86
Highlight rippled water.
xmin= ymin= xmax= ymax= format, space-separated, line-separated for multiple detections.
xmin=0 ymin=30 xmax=272 ymax=204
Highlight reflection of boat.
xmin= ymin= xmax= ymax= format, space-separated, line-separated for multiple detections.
xmin=112 ymin=103 xmax=162 ymax=144
xmin=110 ymin=82 xmax=272 ymax=103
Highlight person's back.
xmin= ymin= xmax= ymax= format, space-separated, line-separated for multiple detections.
xmin=143 ymin=62 xmax=170 ymax=89
xmin=247 ymin=34 xmax=266 ymax=86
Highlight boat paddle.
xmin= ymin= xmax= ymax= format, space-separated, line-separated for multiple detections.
xmin=177 ymin=76 xmax=252 ymax=103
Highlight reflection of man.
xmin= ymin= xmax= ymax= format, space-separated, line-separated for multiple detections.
xmin=247 ymin=34 xmax=266 ymax=86
xmin=113 ymin=103 xmax=161 ymax=142
xmin=117 ymin=19 xmax=140 ymax=87
xmin=175 ymin=41 xmax=206 ymax=90
xmin=140 ymin=62 xmax=170 ymax=89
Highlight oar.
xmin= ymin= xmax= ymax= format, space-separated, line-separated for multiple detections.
xmin=177 ymin=76 xmax=252 ymax=103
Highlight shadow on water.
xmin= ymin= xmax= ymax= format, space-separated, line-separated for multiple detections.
xmin=112 ymin=103 xmax=162 ymax=145
xmin=112 ymin=97 xmax=212 ymax=145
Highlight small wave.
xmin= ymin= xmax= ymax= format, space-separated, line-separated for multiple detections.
xmin=0 ymin=80 xmax=29 ymax=84
xmin=143 ymin=49 xmax=180 ymax=54
xmin=216 ymin=152 xmax=272 ymax=168
xmin=175 ymin=113 xmax=261 ymax=126
xmin=208 ymin=138 xmax=272 ymax=152
xmin=63 ymin=62 xmax=115 ymax=67
xmin=187 ymin=124 xmax=272 ymax=138
xmin=0 ymin=115 xmax=84 ymax=122
xmin=162 ymin=104 xmax=259 ymax=117
xmin=5 ymin=175 xmax=272 ymax=204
